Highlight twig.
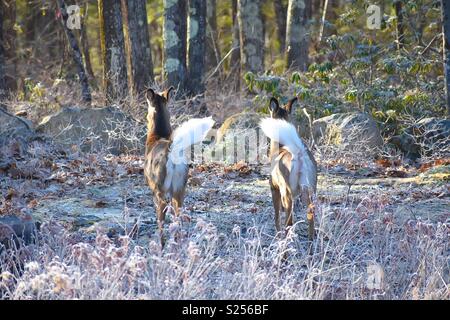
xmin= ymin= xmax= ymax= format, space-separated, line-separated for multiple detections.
xmin=318 ymin=0 xmax=329 ymax=43
xmin=205 ymin=46 xmax=239 ymax=83
xmin=420 ymin=33 xmax=441 ymax=56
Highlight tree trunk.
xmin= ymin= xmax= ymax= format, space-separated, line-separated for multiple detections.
xmin=98 ymin=0 xmax=128 ymax=104
xmin=1 ymin=0 xmax=16 ymax=94
xmin=318 ymin=0 xmax=338 ymax=43
xmin=231 ymin=0 xmax=240 ymax=66
xmin=312 ymin=0 xmax=323 ymax=18
xmin=0 ymin=6 xmax=6 ymax=103
xmin=122 ymin=0 xmax=154 ymax=96
xmin=26 ymin=1 xmax=59 ymax=60
xmin=395 ymin=0 xmax=404 ymax=50
xmin=230 ymin=0 xmax=241 ymax=89
xmin=238 ymin=0 xmax=264 ymax=75
xmin=442 ymin=0 xmax=450 ymax=116
xmin=78 ymin=1 xmax=95 ymax=82
xmin=163 ymin=0 xmax=188 ymax=93
xmin=286 ymin=0 xmax=310 ymax=71
xmin=187 ymin=0 xmax=207 ymax=96
xmin=57 ymin=0 xmax=92 ymax=104
xmin=205 ymin=0 xmax=220 ymax=70
xmin=274 ymin=0 xmax=287 ymax=53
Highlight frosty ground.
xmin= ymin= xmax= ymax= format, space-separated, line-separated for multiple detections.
xmin=1 ymin=147 xmax=447 ymax=299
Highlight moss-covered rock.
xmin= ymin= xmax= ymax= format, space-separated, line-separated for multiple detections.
xmin=216 ymin=112 xmax=263 ymax=142
xmin=312 ymin=112 xmax=383 ymax=153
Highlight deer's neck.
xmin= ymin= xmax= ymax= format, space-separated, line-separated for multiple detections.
xmin=145 ymin=111 xmax=172 ymax=155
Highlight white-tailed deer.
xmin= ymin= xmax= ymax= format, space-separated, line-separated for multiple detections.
xmin=144 ymin=87 xmax=214 ymax=245
xmin=260 ymin=97 xmax=317 ymax=241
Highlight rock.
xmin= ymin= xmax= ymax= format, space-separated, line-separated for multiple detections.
xmin=0 ymin=109 xmax=35 ymax=168
xmin=390 ymin=117 xmax=450 ymax=160
xmin=0 ymin=214 xmax=37 ymax=247
xmin=36 ymin=106 xmax=146 ymax=155
xmin=216 ymin=112 xmax=263 ymax=143
xmin=291 ymin=108 xmax=313 ymax=141
xmin=214 ymin=112 xmax=268 ymax=164
xmin=0 ymin=108 xmax=35 ymax=148
xmin=312 ymin=112 xmax=383 ymax=153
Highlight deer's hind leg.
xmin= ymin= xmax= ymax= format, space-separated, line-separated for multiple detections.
xmin=281 ymin=191 xmax=294 ymax=231
xmin=301 ymin=188 xmax=315 ymax=242
xmin=270 ymin=183 xmax=282 ymax=233
xmin=154 ymin=193 xmax=168 ymax=246
xmin=172 ymin=189 xmax=185 ymax=217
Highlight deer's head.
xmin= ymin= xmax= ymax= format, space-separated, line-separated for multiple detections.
xmin=268 ymin=97 xmax=298 ymax=121
xmin=145 ymin=87 xmax=174 ymax=138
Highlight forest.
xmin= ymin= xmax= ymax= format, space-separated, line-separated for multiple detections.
xmin=0 ymin=0 xmax=448 ymax=300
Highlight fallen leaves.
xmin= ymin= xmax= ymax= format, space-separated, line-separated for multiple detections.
xmin=418 ymin=158 xmax=450 ymax=173
xmin=223 ymin=161 xmax=253 ymax=177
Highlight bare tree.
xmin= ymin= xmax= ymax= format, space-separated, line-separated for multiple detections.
xmin=78 ymin=0 xmax=95 ymax=81
xmin=238 ymin=0 xmax=264 ymax=75
xmin=98 ymin=0 xmax=128 ymax=104
xmin=122 ymin=0 xmax=154 ymax=97
xmin=274 ymin=0 xmax=287 ymax=53
xmin=0 ymin=5 xmax=6 ymax=103
xmin=228 ymin=0 xmax=241 ymax=90
xmin=205 ymin=0 xmax=220 ymax=70
xmin=56 ymin=0 xmax=92 ymax=104
xmin=395 ymin=0 xmax=404 ymax=50
xmin=187 ymin=0 xmax=207 ymax=96
xmin=1 ymin=0 xmax=16 ymax=94
xmin=286 ymin=0 xmax=310 ymax=71
xmin=26 ymin=1 xmax=60 ymax=60
xmin=163 ymin=0 xmax=188 ymax=92
xmin=442 ymin=0 xmax=450 ymax=115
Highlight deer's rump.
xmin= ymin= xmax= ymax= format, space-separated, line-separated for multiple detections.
xmin=270 ymin=149 xmax=317 ymax=198
xmin=144 ymin=139 xmax=188 ymax=197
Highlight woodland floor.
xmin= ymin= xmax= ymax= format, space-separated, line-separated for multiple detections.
xmin=3 ymin=152 xmax=447 ymax=246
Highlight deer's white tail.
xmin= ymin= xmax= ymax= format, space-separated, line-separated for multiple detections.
xmin=168 ymin=117 xmax=215 ymax=165
xmin=163 ymin=117 xmax=214 ymax=193
xmin=260 ymin=118 xmax=306 ymax=157
xmin=260 ymin=118 xmax=316 ymax=189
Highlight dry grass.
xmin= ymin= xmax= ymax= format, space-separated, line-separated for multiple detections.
xmin=1 ymin=83 xmax=448 ymax=300
xmin=1 ymin=192 xmax=448 ymax=300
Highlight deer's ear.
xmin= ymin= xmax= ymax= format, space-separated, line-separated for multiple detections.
xmin=145 ymin=88 xmax=156 ymax=101
xmin=285 ymin=97 xmax=298 ymax=114
xmin=162 ymin=86 xmax=174 ymax=101
xmin=269 ymin=98 xmax=279 ymax=113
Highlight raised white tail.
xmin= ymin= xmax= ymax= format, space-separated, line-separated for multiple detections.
xmin=168 ymin=117 xmax=215 ymax=165
xmin=260 ymin=117 xmax=316 ymax=189
xmin=259 ymin=118 xmax=306 ymax=157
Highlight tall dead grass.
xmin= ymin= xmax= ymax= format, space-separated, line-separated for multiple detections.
xmin=1 ymin=194 xmax=447 ymax=300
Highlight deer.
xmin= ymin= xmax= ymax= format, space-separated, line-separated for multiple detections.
xmin=259 ymin=97 xmax=317 ymax=242
xmin=143 ymin=87 xmax=215 ymax=245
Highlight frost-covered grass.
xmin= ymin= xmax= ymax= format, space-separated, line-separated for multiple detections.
xmin=1 ymin=194 xmax=448 ymax=300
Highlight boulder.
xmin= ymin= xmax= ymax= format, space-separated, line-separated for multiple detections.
xmin=291 ymin=108 xmax=313 ymax=141
xmin=216 ymin=112 xmax=263 ymax=143
xmin=312 ymin=112 xmax=383 ymax=152
xmin=390 ymin=117 xmax=450 ymax=160
xmin=0 ymin=109 xmax=35 ymax=168
xmin=36 ymin=106 xmax=146 ymax=155
xmin=213 ymin=112 xmax=267 ymax=164
xmin=0 ymin=214 xmax=37 ymax=247
xmin=0 ymin=108 xmax=34 ymax=147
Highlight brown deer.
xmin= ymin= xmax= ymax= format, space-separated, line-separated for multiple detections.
xmin=144 ymin=87 xmax=214 ymax=245
xmin=260 ymin=97 xmax=317 ymax=241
